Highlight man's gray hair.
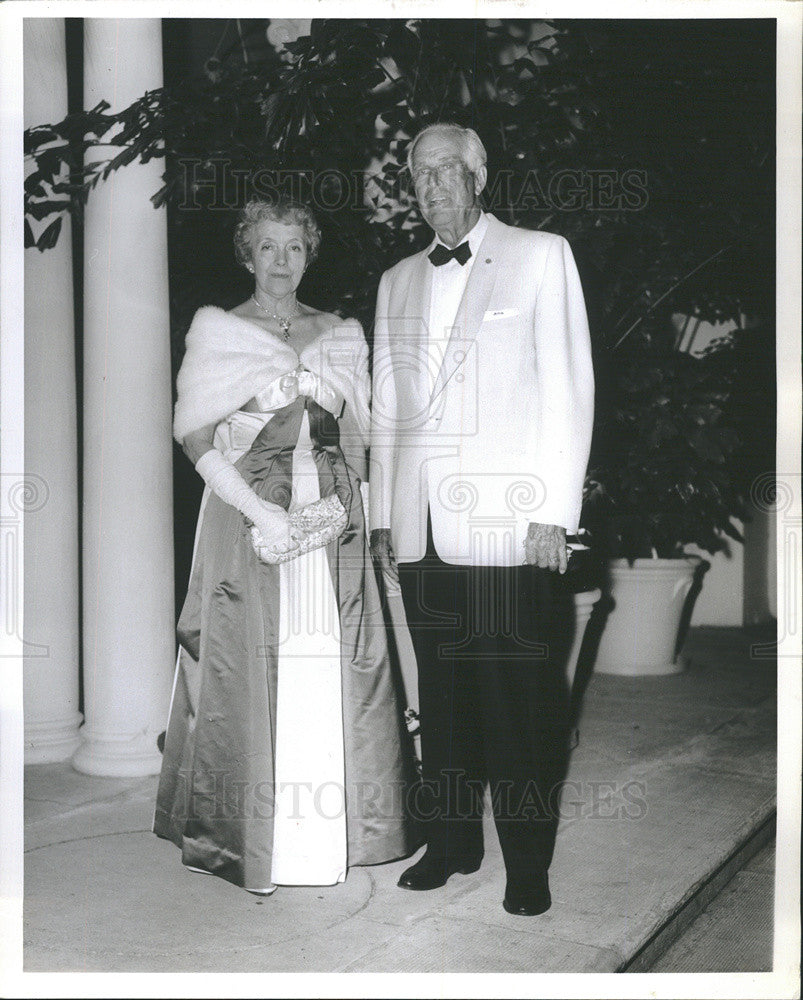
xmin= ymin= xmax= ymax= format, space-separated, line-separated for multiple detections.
xmin=407 ymin=122 xmax=488 ymax=176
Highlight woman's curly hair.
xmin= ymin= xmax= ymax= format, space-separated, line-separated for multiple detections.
xmin=233 ymin=197 xmax=322 ymax=268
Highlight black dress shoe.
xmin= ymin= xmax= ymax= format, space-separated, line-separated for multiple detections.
xmin=503 ymin=872 xmax=552 ymax=915
xmin=397 ymin=851 xmax=482 ymax=891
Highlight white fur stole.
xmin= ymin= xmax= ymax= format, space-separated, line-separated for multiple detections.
xmin=173 ymin=305 xmax=370 ymax=447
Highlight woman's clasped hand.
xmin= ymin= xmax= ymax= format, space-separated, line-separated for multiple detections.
xmin=249 ymin=497 xmax=303 ymax=554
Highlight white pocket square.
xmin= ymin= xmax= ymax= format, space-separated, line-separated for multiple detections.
xmin=483 ymin=308 xmax=520 ymax=321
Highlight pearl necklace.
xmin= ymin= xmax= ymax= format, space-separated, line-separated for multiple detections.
xmin=251 ymin=294 xmax=299 ymax=339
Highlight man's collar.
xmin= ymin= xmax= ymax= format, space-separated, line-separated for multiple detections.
xmin=428 ymin=211 xmax=489 ymax=254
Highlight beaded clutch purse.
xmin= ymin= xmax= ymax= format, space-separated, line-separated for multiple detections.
xmin=250 ymin=494 xmax=347 ymax=564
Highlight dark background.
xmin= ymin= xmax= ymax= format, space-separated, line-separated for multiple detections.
xmin=50 ymin=18 xmax=775 ymax=652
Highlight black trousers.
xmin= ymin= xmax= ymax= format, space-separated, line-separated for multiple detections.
xmin=397 ymin=515 xmax=570 ymax=886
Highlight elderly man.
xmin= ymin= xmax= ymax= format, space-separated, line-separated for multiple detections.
xmin=369 ymin=122 xmax=594 ymax=915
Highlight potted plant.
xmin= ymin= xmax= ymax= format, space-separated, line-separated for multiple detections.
xmin=581 ymin=327 xmax=771 ymax=675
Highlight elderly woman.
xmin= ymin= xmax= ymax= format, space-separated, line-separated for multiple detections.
xmin=154 ymin=198 xmax=416 ymax=894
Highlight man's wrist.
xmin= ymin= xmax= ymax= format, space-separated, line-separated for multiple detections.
xmin=527 ymin=522 xmax=566 ymax=536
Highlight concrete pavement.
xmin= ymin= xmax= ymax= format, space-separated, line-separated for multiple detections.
xmin=23 ymin=626 xmax=777 ymax=974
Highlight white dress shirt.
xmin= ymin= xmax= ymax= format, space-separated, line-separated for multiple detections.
xmin=427 ymin=212 xmax=489 ymax=393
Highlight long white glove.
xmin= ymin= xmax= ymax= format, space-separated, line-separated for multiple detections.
xmin=195 ymin=448 xmax=300 ymax=554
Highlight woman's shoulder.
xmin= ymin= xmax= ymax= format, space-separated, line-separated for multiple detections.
xmin=184 ymin=304 xmax=230 ymax=343
xmin=188 ymin=303 xmax=246 ymax=331
xmin=302 ymin=308 xmax=364 ymax=340
xmin=227 ymin=300 xmax=253 ymax=319
xmin=304 ymin=307 xmax=347 ymax=327
xmin=184 ymin=304 xmax=295 ymax=358
xmin=326 ymin=313 xmax=365 ymax=337
xmin=195 ymin=299 xmax=272 ymax=327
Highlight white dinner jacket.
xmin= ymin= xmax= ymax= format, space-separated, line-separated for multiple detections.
xmin=369 ymin=213 xmax=594 ymax=566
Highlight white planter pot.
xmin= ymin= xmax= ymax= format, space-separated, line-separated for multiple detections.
xmin=594 ymin=558 xmax=701 ymax=676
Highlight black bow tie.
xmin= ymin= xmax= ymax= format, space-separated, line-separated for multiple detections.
xmin=428 ymin=241 xmax=472 ymax=267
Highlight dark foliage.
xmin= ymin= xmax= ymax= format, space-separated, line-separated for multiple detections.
xmin=583 ymin=322 xmax=775 ymax=559
xmin=24 ymin=18 xmax=776 ymax=558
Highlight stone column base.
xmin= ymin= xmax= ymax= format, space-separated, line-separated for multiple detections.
xmin=71 ymin=728 xmax=163 ymax=777
xmin=24 ymin=712 xmax=83 ymax=764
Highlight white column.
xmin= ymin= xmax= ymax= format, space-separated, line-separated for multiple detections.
xmin=72 ymin=19 xmax=174 ymax=776
xmin=23 ymin=19 xmax=82 ymax=763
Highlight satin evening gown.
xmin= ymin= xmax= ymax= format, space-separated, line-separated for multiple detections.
xmin=154 ymin=385 xmax=416 ymax=892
